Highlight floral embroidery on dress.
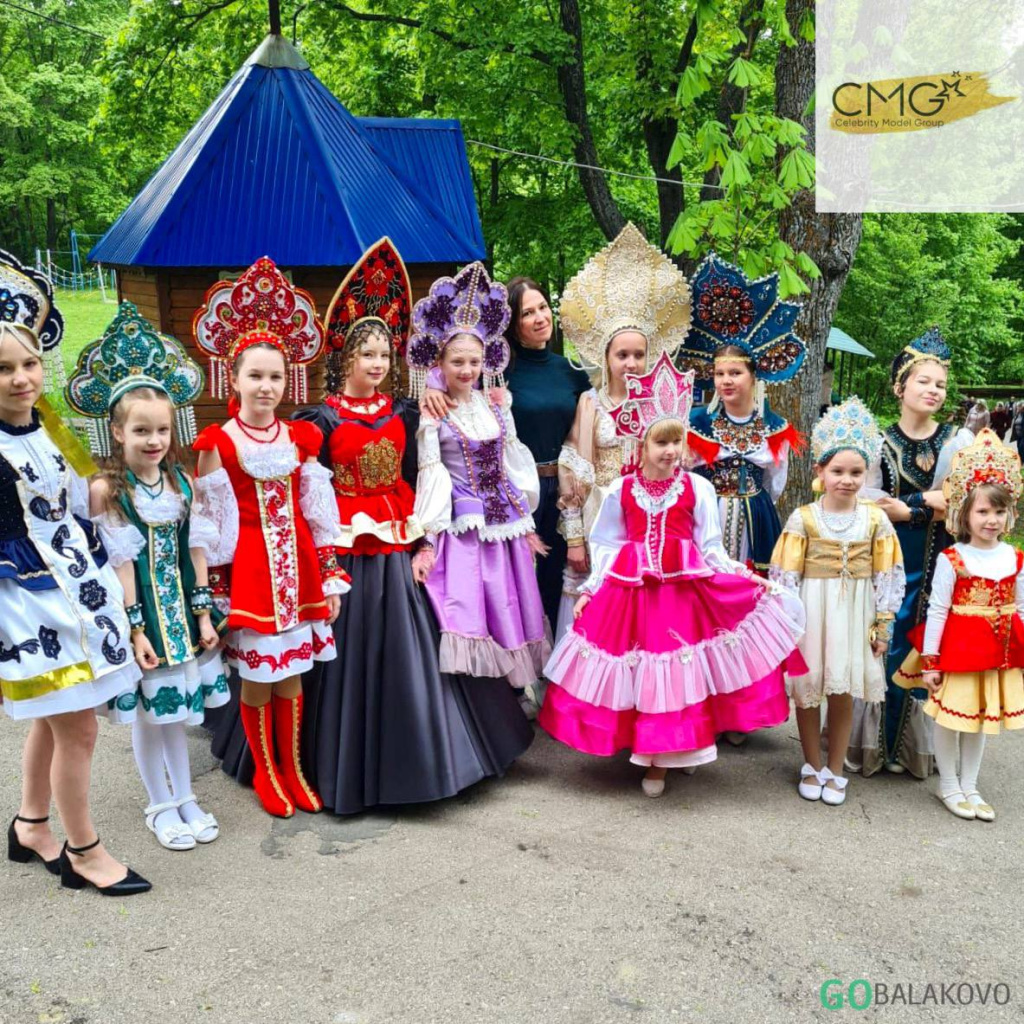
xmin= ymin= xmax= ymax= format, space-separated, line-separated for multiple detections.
xmin=357 ymin=438 xmax=401 ymax=490
xmin=226 ymin=639 xmax=312 ymax=672
xmin=711 ymin=413 xmax=767 ymax=455
xmin=141 ymin=686 xmax=187 ymax=717
xmin=257 ymin=478 xmax=299 ymax=631
xmin=151 ymin=523 xmax=191 ymax=665
xmin=78 ymin=579 xmax=108 ymax=612
xmin=51 ymin=523 xmax=87 ymax=577
xmin=95 ymin=614 xmax=128 ymax=665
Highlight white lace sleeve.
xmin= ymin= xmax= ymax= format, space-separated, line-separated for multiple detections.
xmin=93 ymin=511 xmax=146 ymax=569
xmin=922 ymin=553 xmax=954 ymax=655
xmin=298 ymin=462 xmax=342 ymax=548
xmin=763 ymin=450 xmax=789 ymax=502
xmin=580 ymin=477 xmax=627 ymax=595
xmin=872 ymin=514 xmax=906 ymax=615
xmin=691 ymin=473 xmax=747 ymax=575
xmin=191 ymin=468 xmax=239 ymax=566
xmin=413 ymin=418 xmax=452 ymax=536
xmin=500 ymin=394 xmax=540 ymax=513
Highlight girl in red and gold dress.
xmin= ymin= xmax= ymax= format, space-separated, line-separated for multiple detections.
xmin=295 ymin=239 xmax=531 ymax=814
xmin=895 ymin=429 xmax=1024 ymax=822
xmin=191 ymin=258 xmax=348 ymax=818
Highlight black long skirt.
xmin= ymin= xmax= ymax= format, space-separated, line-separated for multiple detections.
xmin=208 ymin=550 xmax=533 ymax=814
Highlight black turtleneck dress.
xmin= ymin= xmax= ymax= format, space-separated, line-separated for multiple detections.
xmin=504 ymin=342 xmax=591 ymax=631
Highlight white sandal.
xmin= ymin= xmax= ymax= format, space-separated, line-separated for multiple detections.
xmin=798 ymin=763 xmax=824 ymax=801
xmin=936 ymin=790 xmax=976 ymax=820
xmin=963 ymin=791 xmax=995 ymax=822
xmin=176 ymin=793 xmax=219 ymax=844
xmin=641 ymin=770 xmax=666 ymax=798
xmin=145 ymin=800 xmax=196 ymax=851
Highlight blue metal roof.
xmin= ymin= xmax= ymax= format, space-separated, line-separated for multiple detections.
xmin=89 ymin=35 xmax=485 ymax=267
xmin=828 ymin=326 xmax=875 ymax=358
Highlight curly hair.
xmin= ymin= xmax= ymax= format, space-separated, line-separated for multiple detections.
xmin=326 ymin=320 xmax=398 ymax=396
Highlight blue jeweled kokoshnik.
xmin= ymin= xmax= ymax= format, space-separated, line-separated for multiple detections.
xmin=65 ymin=302 xmax=205 ymax=457
xmin=676 ymin=252 xmax=807 ymax=391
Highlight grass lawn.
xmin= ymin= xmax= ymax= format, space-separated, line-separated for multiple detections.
xmin=55 ymin=287 xmax=119 ymax=374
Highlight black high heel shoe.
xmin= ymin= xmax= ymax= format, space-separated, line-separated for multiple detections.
xmin=59 ymin=838 xmax=152 ymax=897
xmin=7 ymin=815 xmax=60 ymax=876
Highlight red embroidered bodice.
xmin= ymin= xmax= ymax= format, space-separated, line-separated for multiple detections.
xmin=607 ymin=474 xmax=710 ymax=587
xmin=194 ymin=421 xmax=328 ymax=635
xmin=304 ymin=396 xmax=419 ymax=556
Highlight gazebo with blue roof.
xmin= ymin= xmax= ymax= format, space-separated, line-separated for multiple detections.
xmin=90 ymin=29 xmax=485 ymax=425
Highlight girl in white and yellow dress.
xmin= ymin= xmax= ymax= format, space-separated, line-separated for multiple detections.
xmin=771 ymin=399 xmax=905 ymax=806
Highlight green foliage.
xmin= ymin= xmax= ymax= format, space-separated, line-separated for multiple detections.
xmin=835 ymin=214 xmax=1024 ymax=412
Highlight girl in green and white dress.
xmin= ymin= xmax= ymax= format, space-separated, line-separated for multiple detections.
xmin=67 ymin=304 xmax=229 ymax=853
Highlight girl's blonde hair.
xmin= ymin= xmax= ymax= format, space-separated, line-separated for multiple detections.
xmin=641 ymin=418 xmax=687 ymax=469
xmin=956 ymin=482 xmax=1014 ymax=543
xmin=101 ymin=387 xmax=187 ymax=517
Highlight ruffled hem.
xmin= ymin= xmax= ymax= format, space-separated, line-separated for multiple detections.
xmin=447 ymin=514 xmax=537 ymax=542
xmin=543 ymin=589 xmax=802 ymax=714
xmin=225 ymin=621 xmax=336 ymax=683
xmin=788 ymin=671 xmax=886 ymax=710
xmin=439 ymin=632 xmax=550 ymax=689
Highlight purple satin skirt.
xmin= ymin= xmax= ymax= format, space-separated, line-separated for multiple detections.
xmin=425 ymin=529 xmax=551 ymax=688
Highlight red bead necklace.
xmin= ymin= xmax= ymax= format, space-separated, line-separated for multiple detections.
xmin=234 ymin=415 xmax=283 ymax=444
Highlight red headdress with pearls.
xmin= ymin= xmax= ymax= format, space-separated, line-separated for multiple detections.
xmin=192 ymin=256 xmax=326 ymax=403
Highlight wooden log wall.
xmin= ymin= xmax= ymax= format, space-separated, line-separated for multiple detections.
xmin=118 ymin=263 xmax=453 ymax=433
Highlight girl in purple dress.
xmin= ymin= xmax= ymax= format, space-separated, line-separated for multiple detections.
xmin=408 ymin=263 xmax=551 ymax=690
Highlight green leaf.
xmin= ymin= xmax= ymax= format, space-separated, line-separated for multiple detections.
xmin=728 ymin=57 xmax=761 ymax=90
xmin=720 ymin=149 xmax=752 ymax=190
xmin=778 ymin=149 xmax=816 ymax=191
xmin=666 ymin=132 xmax=689 ymax=171
xmin=778 ymin=263 xmax=811 ymax=298
xmin=677 ymin=65 xmax=711 ymax=106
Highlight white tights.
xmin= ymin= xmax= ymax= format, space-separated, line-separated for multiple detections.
xmin=132 ymin=719 xmax=206 ymax=830
xmin=933 ymin=724 xmax=987 ymax=802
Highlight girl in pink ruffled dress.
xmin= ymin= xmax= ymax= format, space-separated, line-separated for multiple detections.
xmin=538 ymin=353 xmax=807 ymax=796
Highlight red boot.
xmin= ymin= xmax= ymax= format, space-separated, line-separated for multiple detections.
xmin=271 ymin=693 xmax=322 ymax=813
xmin=239 ymin=701 xmax=295 ymax=818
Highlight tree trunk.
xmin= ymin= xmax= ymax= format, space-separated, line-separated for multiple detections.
xmin=643 ymin=117 xmax=683 ymax=250
xmin=46 ymin=197 xmax=58 ymax=253
xmin=557 ymin=0 xmax=626 ymax=241
xmin=774 ymin=0 xmax=863 ymax=517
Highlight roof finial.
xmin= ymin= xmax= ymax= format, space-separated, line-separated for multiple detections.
xmin=268 ymin=0 xmax=282 ymax=36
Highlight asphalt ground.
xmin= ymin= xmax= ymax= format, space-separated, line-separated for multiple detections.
xmin=2 ymin=711 xmax=1022 ymax=1024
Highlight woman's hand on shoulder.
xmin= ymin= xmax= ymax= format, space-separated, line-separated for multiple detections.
xmin=875 ymin=495 xmax=911 ymax=523
xmin=420 ymin=389 xmax=455 ymax=421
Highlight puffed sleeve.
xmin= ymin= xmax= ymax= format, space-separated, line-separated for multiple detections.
xmin=288 ymin=419 xmax=325 ymax=463
xmin=192 ymin=423 xmax=222 ymax=453
xmin=93 ymin=511 xmax=146 ymax=569
xmin=763 ymin=453 xmax=789 ymax=502
xmin=769 ymin=508 xmax=807 ymax=591
xmin=291 ymin=405 xmax=336 ymax=471
xmin=580 ymin=477 xmax=627 ymax=595
xmin=556 ymin=393 xmax=594 ymax=549
xmin=871 ymin=509 xmax=906 ymax=618
xmin=298 ymin=462 xmax=350 ymax=595
xmin=498 ymin=391 xmax=540 ymax=513
xmin=191 ymin=468 xmax=239 ymax=566
xmin=922 ymin=552 xmax=954 ymax=655
xmin=413 ymin=417 xmax=452 ymax=540
xmin=933 ymin=427 xmax=975 ymax=486
xmin=691 ymin=473 xmax=748 ymax=575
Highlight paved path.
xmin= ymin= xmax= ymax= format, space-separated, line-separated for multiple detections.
xmin=3 ymin=716 xmax=1021 ymax=1023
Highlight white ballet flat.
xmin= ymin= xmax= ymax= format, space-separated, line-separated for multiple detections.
xmin=145 ymin=800 xmax=196 ymax=851
xmin=884 ymin=761 xmax=906 ymax=774
xmin=681 ymin=766 xmax=697 ymax=776
xmin=723 ymin=731 xmax=748 ymax=747
xmin=842 ymin=756 xmax=862 ymax=774
xmin=176 ymin=794 xmax=219 ymax=844
xmin=936 ymin=790 xmax=976 ymax=820
xmin=641 ymin=774 xmax=666 ymax=798
xmin=798 ymin=763 xmax=824 ymax=801
xmin=963 ymin=791 xmax=995 ymax=822
xmin=821 ymin=773 xmax=849 ymax=806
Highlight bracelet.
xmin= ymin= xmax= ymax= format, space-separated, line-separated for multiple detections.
xmin=317 ymin=545 xmax=344 ymax=581
xmin=126 ymin=602 xmax=146 ymax=636
xmin=190 ymin=586 xmax=214 ymax=614
xmin=871 ymin=617 xmax=894 ymax=643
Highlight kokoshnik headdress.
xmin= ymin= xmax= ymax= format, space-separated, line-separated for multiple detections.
xmin=943 ymin=428 xmax=1023 ymax=537
xmin=325 ymin=237 xmax=412 ymax=357
xmin=192 ymin=256 xmax=326 ymax=403
xmin=611 ymin=351 xmax=696 ymax=471
xmin=678 ymin=252 xmax=806 ymax=413
xmin=559 ymin=223 xmax=692 ymax=388
xmin=0 ymin=248 xmax=66 ymax=392
xmin=890 ymin=326 xmax=951 ymax=388
xmin=811 ymin=396 xmax=883 ymax=467
xmin=66 ymin=302 xmax=205 ymax=456
xmin=406 ymin=261 xmax=511 ymax=398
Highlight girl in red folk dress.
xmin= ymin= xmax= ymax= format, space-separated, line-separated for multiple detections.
xmin=191 ymin=257 xmax=348 ymax=818
xmin=895 ymin=430 xmax=1024 ymax=822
